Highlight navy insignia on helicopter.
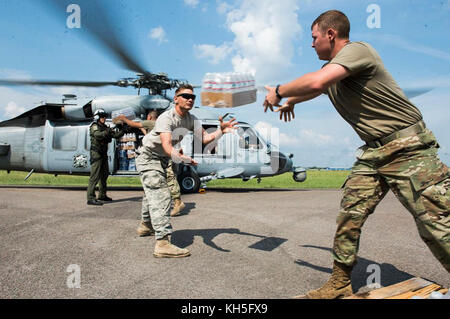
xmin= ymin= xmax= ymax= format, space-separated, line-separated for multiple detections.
xmin=73 ymin=154 xmax=88 ymax=168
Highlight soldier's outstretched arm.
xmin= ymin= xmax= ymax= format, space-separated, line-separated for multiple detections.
xmin=273 ymin=92 xmax=323 ymax=122
xmin=202 ymin=117 xmax=237 ymax=145
xmin=264 ymin=64 xmax=350 ymax=108
xmin=116 ymin=115 xmax=144 ymax=129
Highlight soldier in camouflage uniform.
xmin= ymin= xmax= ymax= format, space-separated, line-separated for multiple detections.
xmin=135 ymin=84 xmax=236 ymax=258
xmin=117 ymin=111 xmax=186 ymax=238
xmin=87 ymin=109 xmax=124 ymax=205
xmin=264 ymin=10 xmax=449 ymax=298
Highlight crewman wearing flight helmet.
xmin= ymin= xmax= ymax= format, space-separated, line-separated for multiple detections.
xmin=87 ymin=108 xmax=124 ymax=205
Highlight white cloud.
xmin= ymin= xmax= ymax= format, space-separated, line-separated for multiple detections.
xmin=4 ymin=101 xmax=26 ymax=118
xmin=298 ymin=129 xmax=334 ymax=146
xmin=184 ymin=0 xmax=199 ymax=8
xmin=217 ymin=1 xmax=232 ymax=15
xmin=194 ymin=0 xmax=302 ymax=83
xmin=148 ymin=26 xmax=168 ymax=44
xmin=193 ymin=43 xmax=232 ymax=65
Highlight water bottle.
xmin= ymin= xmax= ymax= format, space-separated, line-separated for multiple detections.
xmin=202 ymin=73 xmax=213 ymax=92
xmin=223 ymin=73 xmax=233 ymax=93
xmin=234 ymin=72 xmax=243 ymax=92
xmin=230 ymin=73 xmax=238 ymax=92
xmin=243 ymin=73 xmax=251 ymax=90
xmin=248 ymin=73 xmax=256 ymax=89
xmin=211 ymin=73 xmax=221 ymax=92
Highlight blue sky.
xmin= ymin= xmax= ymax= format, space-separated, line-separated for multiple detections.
xmin=0 ymin=0 xmax=449 ymax=167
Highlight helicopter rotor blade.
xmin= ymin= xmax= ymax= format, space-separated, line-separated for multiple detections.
xmin=40 ymin=0 xmax=148 ymax=75
xmin=0 ymin=79 xmax=120 ymax=88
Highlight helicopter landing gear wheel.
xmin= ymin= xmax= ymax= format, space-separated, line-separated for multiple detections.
xmin=178 ymin=170 xmax=200 ymax=194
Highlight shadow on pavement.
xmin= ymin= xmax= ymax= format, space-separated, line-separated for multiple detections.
xmin=206 ymin=188 xmax=310 ymax=193
xmin=102 ymin=196 xmax=142 ymax=204
xmin=171 ymin=228 xmax=287 ymax=253
xmin=172 ymin=202 xmax=196 ymax=216
xmin=294 ymin=245 xmax=415 ymax=291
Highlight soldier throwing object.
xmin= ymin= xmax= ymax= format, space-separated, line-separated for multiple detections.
xmin=264 ymin=10 xmax=449 ymax=298
xmin=87 ymin=109 xmax=124 ymax=206
xmin=136 ymin=84 xmax=236 ymax=258
xmin=116 ymin=110 xmax=186 ymax=238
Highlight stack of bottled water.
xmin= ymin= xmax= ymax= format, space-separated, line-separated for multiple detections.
xmin=202 ymin=72 xmax=256 ymax=93
xmin=118 ymin=150 xmax=129 ymax=171
xmin=112 ymin=107 xmax=136 ymax=122
xmin=128 ymin=157 xmax=136 ymax=171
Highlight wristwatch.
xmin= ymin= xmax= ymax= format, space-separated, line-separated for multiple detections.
xmin=275 ymin=84 xmax=282 ymax=100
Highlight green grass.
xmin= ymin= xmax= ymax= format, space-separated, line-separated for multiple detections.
xmin=0 ymin=170 xmax=141 ymax=187
xmin=208 ymin=170 xmax=349 ymax=189
xmin=0 ymin=169 xmax=349 ymax=189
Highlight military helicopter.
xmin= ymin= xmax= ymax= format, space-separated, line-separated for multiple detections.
xmin=0 ymin=0 xmax=308 ymax=193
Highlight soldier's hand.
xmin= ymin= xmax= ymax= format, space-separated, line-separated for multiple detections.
xmin=274 ymin=103 xmax=295 ymax=122
xmin=263 ymin=85 xmax=281 ymax=112
xmin=180 ymin=154 xmax=197 ymax=166
xmin=219 ymin=116 xmax=237 ymax=134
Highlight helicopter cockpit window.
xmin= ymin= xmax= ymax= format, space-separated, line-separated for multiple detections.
xmin=238 ymin=127 xmax=263 ymax=150
xmin=199 ymin=125 xmax=219 ymax=155
xmin=52 ymin=126 xmax=78 ymax=151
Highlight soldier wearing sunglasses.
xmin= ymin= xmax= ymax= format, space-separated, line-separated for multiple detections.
xmin=136 ymin=84 xmax=237 ymax=258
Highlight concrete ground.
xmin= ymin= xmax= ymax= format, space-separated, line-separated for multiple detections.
xmin=0 ymin=186 xmax=448 ymax=299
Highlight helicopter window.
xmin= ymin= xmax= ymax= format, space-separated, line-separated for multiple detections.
xmin=238 ymin=127 xmax=263 ymax=150
xmin=201 ymin=125 xmax=219 ymax=155
xmin=52 ymin=126 xmax=78 ymax=151
xmin=85 ymin=128 xmax=90 ymax=150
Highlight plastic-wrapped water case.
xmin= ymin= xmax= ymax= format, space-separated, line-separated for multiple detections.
xmin=118 ymin=150 xmax=129 ymax=171
xmin=128 ymin=158 xmax=136 ymax=171
xmin=201 ymin=72 xmax=256 ymax=108
xmin=112 ymin=107 xmax=136 ymax=123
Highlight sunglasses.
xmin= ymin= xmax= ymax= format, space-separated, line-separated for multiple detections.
xmin=177 ymin=93 xmax=196 ymax=100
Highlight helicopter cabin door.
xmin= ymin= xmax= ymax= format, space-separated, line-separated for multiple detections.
xmin=23 ymin=126 xmax=45 ymax=171
xmin=46 ymin=121 xmax=92 ymax=174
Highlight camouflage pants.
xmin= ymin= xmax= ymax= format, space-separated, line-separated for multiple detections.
xmin=333 ymin=129 xmax=450 ymax=272
xmin=140 ymin=160 xmax=180 ymax=224
xmin=139 ymin=165 xmax=173 ymax=240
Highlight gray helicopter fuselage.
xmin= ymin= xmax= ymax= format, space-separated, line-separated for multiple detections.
xmin=0 ymin=98 xmax=306 ymax=191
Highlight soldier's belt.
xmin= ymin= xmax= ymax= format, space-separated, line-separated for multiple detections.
xmin=366 ymin=120 xmax=426 ymax=148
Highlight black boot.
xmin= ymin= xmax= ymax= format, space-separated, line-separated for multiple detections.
xmin=87 ymin=199 xmax=103 ymax=206
xmin=98 ymin=195 xmax=113 ymax=201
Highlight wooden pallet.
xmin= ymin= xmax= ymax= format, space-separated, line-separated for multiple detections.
xmin=344 ymin=277 xmax=449 ymax=299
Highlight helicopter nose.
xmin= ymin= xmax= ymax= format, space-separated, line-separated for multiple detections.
xmin=270 ymin=151 xmax=292 ymax=174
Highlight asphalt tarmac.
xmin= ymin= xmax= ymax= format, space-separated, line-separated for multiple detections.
xmin=0 ymin=187 xmax=448 ymax=299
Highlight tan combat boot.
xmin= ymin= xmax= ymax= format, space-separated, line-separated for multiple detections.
xmin=153 ymin=235 xmax=190 ymax=258
xmin=297 ymin=261 xmax=353 ymax=299
xmin=170 ymin=199 xmax=186 ymax=217
xmin=136 ymin=221 xmax=155 ymax=237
